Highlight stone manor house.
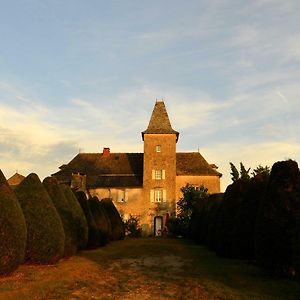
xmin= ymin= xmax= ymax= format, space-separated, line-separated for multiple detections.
xmin=52 ymin=101 xmax=221 ymax=235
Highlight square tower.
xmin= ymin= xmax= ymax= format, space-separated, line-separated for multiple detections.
xmin=142 ymin=101 xmax=179 ymax=235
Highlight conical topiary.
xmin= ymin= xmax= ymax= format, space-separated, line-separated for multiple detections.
xmin=60 ymin=184 xmax=88 ymax=250
xmin=43 ymin=177 xmax=77 ymax=257
xmin=255 ymin=160 xmax=300 ymax=276
xmin=100 ymin=198 xmax=125 ymax=241
xmin=0 ymin=170 xmax=27 ymax=275
xmin=14 ymin=173 xmax=65 ymax=264
xmin=75 ymin=191 xmax=101 ymax=249
xmin=89 ymin=196 xmax=111 ymax=246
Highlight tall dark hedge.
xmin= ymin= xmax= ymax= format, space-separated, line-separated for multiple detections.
xmin=255 ymin=160 xmax=300 ymax=276
xmin=89 ymin=196 xmax=111 ymax=246
xmin=233 ymin=172 xmax=269 ymax=260
xmin=189 ymin=193 xmax=223 ymax=250
xmin=14 ymin=173 xmax=65 ymax=264
xmin=43 ymin=177 xmax=78 ymax=257
xmin=215 ymin=179 xmax=250 ymax=258
xmin=75 ymin=191 xmax=101 ymax=249
xmin=61 ymin=184 xmax=88 ymax=250
xmin=100 ymin=198 xmax=125 ymax=241
xmin=205 ymin=193 xmax=223 ymax=252
xmin=294 ymin=218 xmax=300 ymax=283
xmin=0 ymin=170 xmax=27 ymax=275
xmin=189 ymin=196 xmax=209 ymax=244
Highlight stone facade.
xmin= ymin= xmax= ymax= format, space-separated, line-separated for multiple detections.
xmin=52 ymin=101 xmax=222 ymax=236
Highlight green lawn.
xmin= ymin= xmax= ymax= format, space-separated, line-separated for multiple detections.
xmin=0 ymin=238 xmax=299 ymax=299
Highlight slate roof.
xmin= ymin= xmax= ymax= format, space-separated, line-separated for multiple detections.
xmin=142 ymin=101 xmax=179 ymax=141
xmin=7 ymin=172 xmax=25 ymax=186
xmin=176 ymin=153 xmax=222 ymax=176
xmin=52 ymin=151 xmax=221 ymax=188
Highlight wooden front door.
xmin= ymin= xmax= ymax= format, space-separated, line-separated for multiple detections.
xmin=154 ymin=216 xmax=163 ymax=236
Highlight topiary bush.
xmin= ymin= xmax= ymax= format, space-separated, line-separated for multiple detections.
xmin=89 ymin=196 xmax=111 ymax=246
xmin=215 ymin=179 xmax=250 ymax=258
xmin=60 ymin=184 xmax=88 ymax=250
xmin=43 ymin=177 xmax=78 ymax=257
xmin=100 ymin=198 xmax=125 ymax=241
xmin=204 ymin=193 xmax=223 ymax=251
xmin=233 ymin=172 xmax=269 ymax=260
xmin=294 ymin=217 xmax=300 ymax=283
xmin=0 ymin=170 xmax=27 ymax=275
xmin=75 ymin=191 xmax=101 ymax=249
xmin=255 ymin=160 xmax=300 ymax=276
xmin=14 ymin=173 xmax=65 ymax=264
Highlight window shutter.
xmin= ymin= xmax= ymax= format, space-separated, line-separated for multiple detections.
xmin=162 ymin=170 xmax=166 ymax=179
xmin=150 ymin=189 xmax=154 ymax=202
xmin=152 ymin=170 xmax=155 ymax=179
xmin=118 ymin=190 xmax=122 ymax=202
xmin=163 ymin=190 xmax=167 ymax=202
xmin=124 ymin=189 xmax=128 ymax=202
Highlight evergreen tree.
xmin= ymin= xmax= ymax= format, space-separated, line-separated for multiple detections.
xmin=240 ymin=163 xmax=251 ymax=180
xmin=230 ymin=162 xmax=240 ymax=182
xmin=0 ymin=170 xmax=27 ymax=275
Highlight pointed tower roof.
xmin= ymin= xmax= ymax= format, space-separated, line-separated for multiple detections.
xmin=7 ymin=172 xmax=25 ymax=186
xmin=142 ymin=101 xmax=179 ymax=141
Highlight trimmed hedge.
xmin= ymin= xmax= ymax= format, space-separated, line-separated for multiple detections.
xmin=295 ymin=218 xmax=300 ymax=283
xmin=215 ymin=179 xmax=250 ymax=258
xmin=43 ymin=177 xmax=78 ymax=257
xmin=89 ymin=196 xmax=111 ymax=246
xmin=100 ymin=198 xmax=125 ymax=241
xmin=14 ymin=173 xmax=65 ymax=264
xmin=233 ymin=172 xmax=269 ymax=260
xmin=255 ymin=160 xmax=300 ymax=276
xmin=61 ymin=184 xmax=88 ymax=250
xmin=75 ymin=191 xmax=101 ymax=249
xmin=0 ymin=170 xmax=27 ymax=275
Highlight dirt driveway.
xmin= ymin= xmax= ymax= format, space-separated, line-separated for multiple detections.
xmin=0 ymin=238 xmax=299 ymax=299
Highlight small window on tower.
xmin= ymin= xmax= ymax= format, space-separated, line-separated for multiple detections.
xmin=155 ymin=145 xmax=161 ymax=152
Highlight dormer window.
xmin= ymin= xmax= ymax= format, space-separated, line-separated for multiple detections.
xmin=155 ymin=145 xmax=161 ymax=152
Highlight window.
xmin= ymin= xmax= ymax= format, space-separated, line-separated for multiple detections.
xmin=117 ymin=189 xmax=128 ymax=202
xmin=155 ymin=170 xmax=162 ymax=179
xmin=152 ymin=169 xmax=166 ymax=180
xmin=155 ymin=189 xmax=163 ymax=202
xmin=150 ymin=189 xmax=167 ymax=203
xmin=155 ymin=145 xmax=161 ymax=152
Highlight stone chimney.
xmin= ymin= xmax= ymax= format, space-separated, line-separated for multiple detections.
xmin=103 ymin=147 xmax=110 ymax=157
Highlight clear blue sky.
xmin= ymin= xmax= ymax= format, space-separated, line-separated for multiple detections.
xmin=0 ymin=0 xmax=299 ymax=191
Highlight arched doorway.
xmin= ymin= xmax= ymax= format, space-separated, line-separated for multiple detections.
xmin=154 ymin=216 xmax=163 ymax=236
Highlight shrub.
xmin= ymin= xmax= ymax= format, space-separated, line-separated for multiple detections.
xmin=89 ymin=196 xmax=111 ymax=246
xmin=14 ymin=173 xmax=65 ymax=264
xmin=255 ymin=160 xmax=300 ymax=276
xmin=100 ymin=198 xmax=125 ymax=241
xmin=215 ymin=179 xmax=250 ymax=258
xmin=177 ymin=184 xmax=209 ymax=238
xmin=0 ymin=170 xmax=27 ymax=275
xmin=75 ymin=191 xmax=101 ymax=249
xmin=204 ymin=193 xmax=223 ymax=251
xmin=124 ymin=215 xmax=142 ymax=237
xmin=43 ymin=177 xmax=78 ymax=257
xmin=60 ymin=184 xmax=88 ymax=250
xmin=233 ymin=172 xmax=269 ymax=260
xmin=166 ymin=217 xmax=183 ymax=238
xmin=295 ymin=218 xmax=300 ymax=283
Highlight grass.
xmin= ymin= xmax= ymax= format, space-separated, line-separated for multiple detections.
xmin=0 ymin=238 xmax=299 ymax=299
